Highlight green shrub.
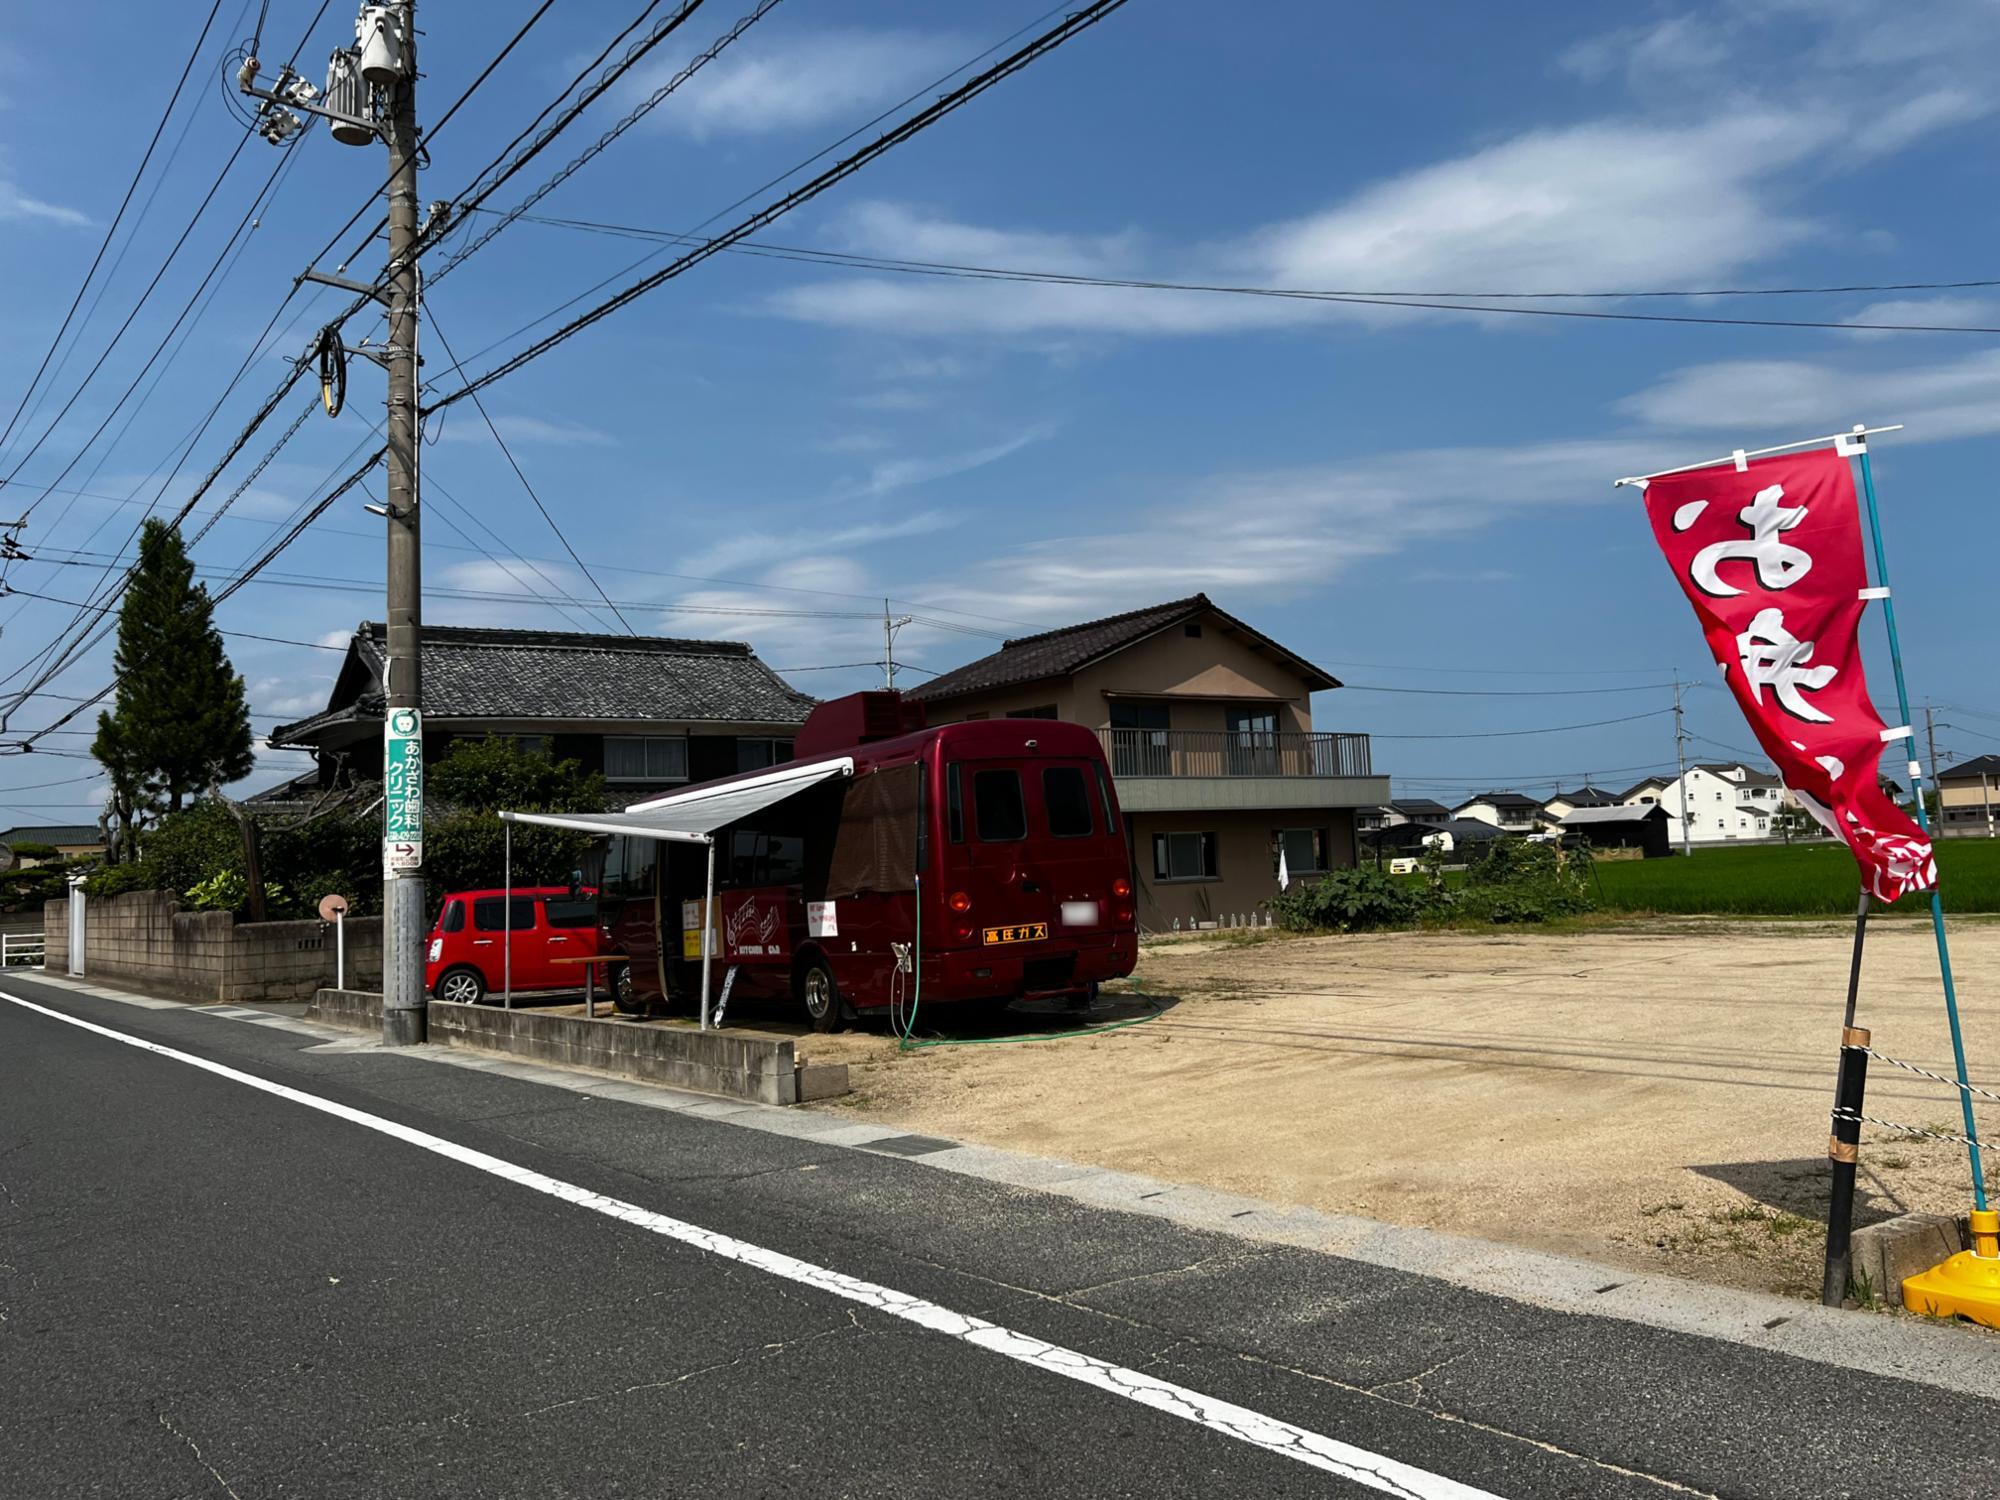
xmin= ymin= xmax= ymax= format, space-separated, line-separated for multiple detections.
xmin=9 ymin=841 xmax=59 ymax=863
xmin=1267 ymin=867 xmax=1424 ymax=932
xmin=82 ymin=861 xmax=157 ymax=900
xmin=1450 ymin=837 xmax=1595 ymax=924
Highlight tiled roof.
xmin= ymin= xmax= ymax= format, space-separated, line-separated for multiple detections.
xmin=1560 ymin=804 xmax=1666 ymax=826
xmin=1940 ymin=754 xmax=2000 ymax=780
xmin=908 ymin=593 xmax=1339 ymax=704
xmin=1455 ymin=791 xmax=1543 ymax=812
xmin=1390 ymin=798 xmax=1451 ymax=816
xmin=1619 ymin=776 xmax=1671 ymax=798
xmin=1695 ymin=762 xmax=1781 ymax=788
xmin=271 ymin=623 xmax=815 ymax=746
xmin=0 ymin=824 xmax=102 ymax=845
xmin=1549 ymin=787 xmax=1621 ymax=808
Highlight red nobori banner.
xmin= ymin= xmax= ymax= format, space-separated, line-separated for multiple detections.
xmin=1640 ymin=447 xmax=1935 ymax=901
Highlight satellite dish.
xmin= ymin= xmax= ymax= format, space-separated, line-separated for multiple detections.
xmin=318 ymin=893 xmax=350 ymax=922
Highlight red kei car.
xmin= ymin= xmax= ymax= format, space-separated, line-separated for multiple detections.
xmin=426 ymin=886 xmax=608 ymax=1005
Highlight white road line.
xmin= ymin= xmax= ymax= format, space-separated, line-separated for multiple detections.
xmin=3 ymin=990 xmax=1504 ymax=1500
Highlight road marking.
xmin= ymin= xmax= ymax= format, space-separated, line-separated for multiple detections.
xmin=4 ymin=989 xmax=1502 ymax=1499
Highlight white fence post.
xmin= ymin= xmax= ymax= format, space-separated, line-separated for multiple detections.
xmin=66 ymin=875 xmax=86 ymax=976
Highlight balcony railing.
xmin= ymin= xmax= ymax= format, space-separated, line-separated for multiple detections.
xmin=1100 ymin=727 xmax=1372 ymax=779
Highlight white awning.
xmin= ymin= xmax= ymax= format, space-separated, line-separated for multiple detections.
xmin=498 ymin=756 xmax=854 ymax=845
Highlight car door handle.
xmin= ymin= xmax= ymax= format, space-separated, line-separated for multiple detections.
xmin=548 ymin=936 xmax=570 ymax=943
xmin=472 ymin=939 xmax=494 ymax=947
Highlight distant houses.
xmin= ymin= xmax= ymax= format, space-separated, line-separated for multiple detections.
xmin=1937 ymin=755 xmax=2000 ymax=838
xmin=1359 ymin=759 xmax=1809 ymax=863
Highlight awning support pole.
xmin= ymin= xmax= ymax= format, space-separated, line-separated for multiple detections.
xmin=700 ymin=838 xmax=716 ymax=1031
xmin=503 ymin=820 xmax=513 ymax=1011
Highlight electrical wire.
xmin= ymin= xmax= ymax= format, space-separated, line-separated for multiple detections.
xmin=1336 ymin=681 xmax=1678 ymax=697
xmin=1369 ymin=708 xmax=1675 ymax=740
xmin=0 ymin=0 xmax=231 ymax=464
xmin=423 ymin=307 xmax=636 ymax=632
xmin=425 ymin=0 xmax=1134 ymax=411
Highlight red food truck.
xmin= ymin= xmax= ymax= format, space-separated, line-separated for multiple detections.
xmin=511 ymin=692 xmax=1137 ymax=1031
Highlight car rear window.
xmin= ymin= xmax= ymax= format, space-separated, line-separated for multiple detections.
xmin=544 ymin=898 xmax=597 ymax=929
xmin=440 ymin=900 xmax=465 ymax=933
xmin=1043 ymin=766 xmax=1094 ymax=838
xmin=472 ymin=896 xmax=536 ymax=932
xmin=973 ymin=769 xmax=1026 ymax=842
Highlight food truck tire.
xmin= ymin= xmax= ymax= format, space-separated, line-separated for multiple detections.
xmin=794 ymin=950 xmax=848 ymax=1033
xmin=608 ymin=962 xmax=644 ymax=1015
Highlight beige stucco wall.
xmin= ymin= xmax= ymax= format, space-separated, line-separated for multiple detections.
xmin=1128 ymin=808 xmax=1358 ymax=931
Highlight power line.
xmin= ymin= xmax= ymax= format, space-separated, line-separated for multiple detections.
xmin=0 ymin=0 xmax=230 ymax=461
xmin=1336 ymin=681 xmax=1678 ymax=697
xmin=496 ymin=211 xmax=2000 ymax=304
xmin=424 ymin=0 xmax=1135 ymax=412
xmin=489 ymin=209 xmax=2000 ymax=334
xmin=422 ymin=306 xmax=636 ymax=633
xmin=1369 ymin=708 xmax=1675 ymax=740
xmin=429 ymin=0 xmax=784 ymax=286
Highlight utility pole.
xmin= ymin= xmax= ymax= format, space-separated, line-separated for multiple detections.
xmin=1672 ymin=673 xmax=1692 ymax=857
xmin=379 ymin=2 xmax=426 ymax=1046
xmin=882 ymin=600 xmax=912 ymax=692
xmin=1924 ymin=702 xmax=1941 ymax=839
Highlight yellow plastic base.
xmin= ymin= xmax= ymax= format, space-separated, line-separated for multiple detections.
xmin=1903 ymin=1210 xmax=2000 ymax=1328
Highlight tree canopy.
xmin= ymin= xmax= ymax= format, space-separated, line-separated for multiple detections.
xmin=90 ymin=520 xmax=254 ymax=830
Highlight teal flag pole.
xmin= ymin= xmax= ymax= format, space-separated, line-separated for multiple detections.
xmin=1850 ymin=425 xmax=1988 ymax=1210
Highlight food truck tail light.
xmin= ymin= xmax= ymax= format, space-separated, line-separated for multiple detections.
xmin=948 ymin=890 xmax=973 ymax=913
xmin=1111 ymin=877 xmax=1132 ymax=899
xmin=956 ymin=924 xmax=975 ymax=942
xmin=1114 ymin=907 xmax=1133 ymax=926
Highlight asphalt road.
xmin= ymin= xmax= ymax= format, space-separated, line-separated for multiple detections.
xmin=3 ymin=974 xmax=1995 ymax=1499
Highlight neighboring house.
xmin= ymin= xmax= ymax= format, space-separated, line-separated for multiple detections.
xmin=269 ymin=623 xmax=816 ymax=804
xmin=1358 ymin=797 xmax=1449 ymax=831
xmin=1558 ymin=804 xmax=1673 ymax=859
xmin=908 ymin=593 xmax=1388 ymax=930
xmin=1620 ymin=775 xmax=1673 ymax=808
xmin=1937 ymin=755 xmax=2000 ymax=838
xmin=1452 ymin=791 xmax=1545 ymax=833
xmin=1542 ymin=786 xmax=1621 ymax=821
xmin=0 ymin=823 xmax=105 ymax=863
xmin=1663 ymin=763 xmax=1790 ymax=843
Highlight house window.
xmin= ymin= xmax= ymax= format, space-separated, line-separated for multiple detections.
xmin=1154 ymin=831 xmax=1218 ymax=882
xmin=1007 ymin=705 xmax=1057 ymax=719
xmin=515 ymin=735 xmax=547 ymax=756
xmin=736 ymin=738 xmax=794 ymax=772
xmin=604 ymin=735 xmax=689 ymax=782
xmin=1275 ymin=828 xmax=1327 ymax=876
xmin=1184 ymin=623 xmax=1202 ymax=638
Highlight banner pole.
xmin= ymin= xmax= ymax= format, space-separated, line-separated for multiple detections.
xmin=1851 ymin=430 xmax=1987 ymax=1210
xmin=1821 ymin=887 xmax=1871 ymax=1306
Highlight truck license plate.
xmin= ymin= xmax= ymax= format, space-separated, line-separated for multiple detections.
xmin=982 ymin=923 xmax=1048 ymax=946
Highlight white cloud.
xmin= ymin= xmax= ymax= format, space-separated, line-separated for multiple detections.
xmin=678 ymin=510 xmax=957 ymax=579
xmin=438 ymin=413 xmax=615 ymax=447
xmin=636 ymin=29 xmax=964 ymax=139
xmin=849 ymin=424 xmax=1052 ymax=499
xmin=1840 ymin=297 xmax=2000 ymax=338
xmin=1618 ymin=349 xmax=2000 ymax=444
xmin=0 ymin=177 xmax=86 ymax=227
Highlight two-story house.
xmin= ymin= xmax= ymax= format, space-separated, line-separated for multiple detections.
xmin=1937 ymin=754 xmax=2000 ymax=838
xmin=1451 ymin=791 xmax=1546 ymax=833
xmin=907 ymin=594 xmax=1388 ymax=930
xmin=268 ymin=622 xmax=816 ymax=802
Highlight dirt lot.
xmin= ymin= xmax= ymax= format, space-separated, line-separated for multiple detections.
xmin=798 ymin=919 xmax=2000 ymax=1300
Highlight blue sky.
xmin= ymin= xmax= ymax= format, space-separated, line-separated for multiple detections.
xmin=1 ymin=0 xmax=1997 ymax=824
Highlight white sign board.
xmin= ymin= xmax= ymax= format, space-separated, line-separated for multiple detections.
xmin=806 ymin=900 xmax=838 ymax=938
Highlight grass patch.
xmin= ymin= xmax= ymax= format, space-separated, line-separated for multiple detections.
xmin=1580 ymin=840 xmax=2000 ymax=916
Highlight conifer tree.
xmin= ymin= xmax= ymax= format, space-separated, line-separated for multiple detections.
xmin=91 ymin=520 xmax=254 ymax=815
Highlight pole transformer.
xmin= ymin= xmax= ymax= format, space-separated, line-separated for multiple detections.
xmin=380 ymin=0 xmax=426 ymax=1046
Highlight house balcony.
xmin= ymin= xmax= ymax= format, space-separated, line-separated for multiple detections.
xmin=1098 ymin=728 xmax=1388 ymax=815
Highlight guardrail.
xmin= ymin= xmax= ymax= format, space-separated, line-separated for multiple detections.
xmin=1 ymin=932 xmax=46 ymax=968
xmin=1101 ymin=727 xmax=1372 ymax=779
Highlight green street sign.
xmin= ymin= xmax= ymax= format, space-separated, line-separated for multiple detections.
xmin=384 ymin=707 xmax=423 ymax=872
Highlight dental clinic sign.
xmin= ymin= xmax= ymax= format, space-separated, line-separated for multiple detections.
xmin=383 ymin=707 xmax=424 ymax=873
xmin=1638 ymin=447 xmax=1934 ymax=902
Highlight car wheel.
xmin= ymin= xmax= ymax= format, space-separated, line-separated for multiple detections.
xmin=436 ymin=966 xmax=486 ymax=1005
xmin=795 ymin=956 xmax=846 ymax=1033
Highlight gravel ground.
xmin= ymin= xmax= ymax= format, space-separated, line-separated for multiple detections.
xmin=794 ymin=917 xmax=2000 ymax=1299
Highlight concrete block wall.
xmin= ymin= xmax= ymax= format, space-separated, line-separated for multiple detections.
xmin=45 ymin=892 xmax=385 ymax=1003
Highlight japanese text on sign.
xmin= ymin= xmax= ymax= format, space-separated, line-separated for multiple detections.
xmin=383 ymin=707 xmax=423 ymax=873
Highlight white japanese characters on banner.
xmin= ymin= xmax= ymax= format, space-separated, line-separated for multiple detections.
xmin=1639 ymin=448 xmax=1935 ymax=902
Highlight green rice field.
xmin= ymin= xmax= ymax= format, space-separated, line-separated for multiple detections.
xmin=1588 ymin=839 xmax=2000 ymax=916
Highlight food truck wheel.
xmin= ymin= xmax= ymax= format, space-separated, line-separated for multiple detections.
xmin=795 ymin=955 xmax=848 ymax=1033
xmin=608 ymin=963 xmax=643 ymax=1015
